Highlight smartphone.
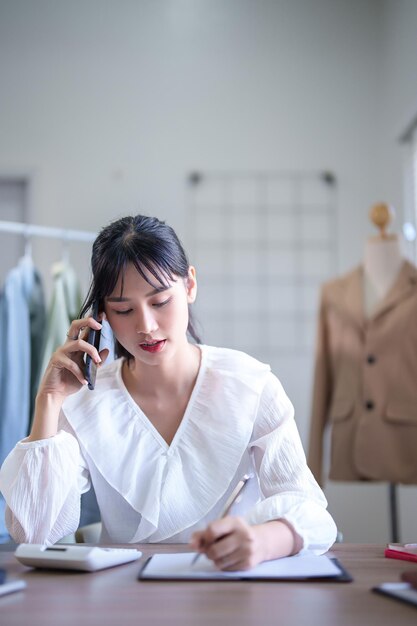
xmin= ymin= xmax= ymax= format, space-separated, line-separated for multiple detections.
xmin=85 ymin=302 xmax=101 ymax=391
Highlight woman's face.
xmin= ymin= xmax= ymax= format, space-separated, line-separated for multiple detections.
xmin=104 ymin=263 xmax=197 ymax=367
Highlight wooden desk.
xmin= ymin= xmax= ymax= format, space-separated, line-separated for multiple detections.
xmin=1 ymin=544 xmax=416 ymax=625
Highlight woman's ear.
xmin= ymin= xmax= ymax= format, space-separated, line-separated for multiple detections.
xmin=186 ymin=266 xmax=197 ymax=303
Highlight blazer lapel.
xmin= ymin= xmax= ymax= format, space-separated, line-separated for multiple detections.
xmin=371 ymin=260 xmax=417 ymax=320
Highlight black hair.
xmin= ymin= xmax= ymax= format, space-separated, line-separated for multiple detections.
xmin=80 ymin=214 xmax=201 ymax=359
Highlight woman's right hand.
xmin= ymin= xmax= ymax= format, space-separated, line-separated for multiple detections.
xmin=28 ymin=316 xmax=109 ymax=442
xmin=37 ymin=316 xmax=107 ymax=401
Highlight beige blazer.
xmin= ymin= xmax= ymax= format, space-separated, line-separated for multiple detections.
xmin=308 ymin=260 xmax=417 ymax=486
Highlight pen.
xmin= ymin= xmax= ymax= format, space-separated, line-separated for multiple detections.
xmin=191 ymin=473 xmax=252 ymax=566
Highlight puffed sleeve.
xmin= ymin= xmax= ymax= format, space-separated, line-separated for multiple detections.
xmin=245 ymin=373 xmax=337 ymax=555
xmin=0 ymin=413 xmax=90 ymax=545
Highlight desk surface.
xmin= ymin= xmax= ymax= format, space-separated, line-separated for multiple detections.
xmin=1 ymin=544 xmax=416 ymax=626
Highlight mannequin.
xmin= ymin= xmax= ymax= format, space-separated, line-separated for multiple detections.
xmin=363 ymin=202 xmax=404 ymax=543
xmin=308 ymin=201 xmax=417 ymax=544
xmin=363 ymin=203 xmax=404 ymax=317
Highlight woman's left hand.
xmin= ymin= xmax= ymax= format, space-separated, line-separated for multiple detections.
xmin=190 ymin=516 xmax=265 ymax=571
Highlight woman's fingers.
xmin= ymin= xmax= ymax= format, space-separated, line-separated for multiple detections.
xmin=66 ymin=316 xmax=102 ymax=343
xmin=49 ymin=353 xmax=88 ymax=386
xmin=63 ymin=314 xmax=103 ymax=363
xmin=191 ymin=516 xmax=262 ymax=571
xmin=71 ymin=338 xmax=102 ymax=364
xmin=46 ymin=330 xmax=103 ymax=387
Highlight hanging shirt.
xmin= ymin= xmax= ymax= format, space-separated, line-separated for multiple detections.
xmin=36 ymin=260 xmax=104 ymax=528
xmin=38 ymin=261 xmax=82 ymax=379
xmin=0 ymin=256 xmax=44 ymax=537
xmin=28 ymin=268 xmax=46 ymax=429
xmin=0 ymin=345 xmax=337 ymax=552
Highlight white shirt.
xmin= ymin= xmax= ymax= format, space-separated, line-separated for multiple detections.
xmin=0 ymin=345 xmax=337 ymax=552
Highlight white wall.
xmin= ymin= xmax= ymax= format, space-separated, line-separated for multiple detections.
xmin=0 ymin=0 xmax=380 ymax=275
xmin=380 ymin=0 xmax=417 ymax=209
xmin=1 ymin=0 xmax=416 ymax=542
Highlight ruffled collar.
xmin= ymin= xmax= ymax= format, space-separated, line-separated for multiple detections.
xmin=63 ymin=345 xmax=270 ymax=542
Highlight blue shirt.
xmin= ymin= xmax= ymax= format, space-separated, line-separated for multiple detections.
xmin=0 ymin=256 xmax=40 ymax=538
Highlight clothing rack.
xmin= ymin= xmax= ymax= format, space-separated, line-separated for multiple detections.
xmin=0 ymin=220 xmax=96 ymax=243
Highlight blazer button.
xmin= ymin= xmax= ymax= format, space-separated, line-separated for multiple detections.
xmin=367 ymin=355 xmax=376 ymax=364
xmin=365 ymin=400 xmax=374 ymax=410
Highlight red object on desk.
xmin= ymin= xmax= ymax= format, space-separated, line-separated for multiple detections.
xmin=384 ymin=548 xmax=417 ymax=563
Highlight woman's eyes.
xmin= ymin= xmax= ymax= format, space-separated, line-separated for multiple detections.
xmin=113 ymin=297 xmax=172 ymax=315
xmin=152 ymin=296 xmax=172 ymax=308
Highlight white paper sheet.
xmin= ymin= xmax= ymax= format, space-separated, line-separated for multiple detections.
xmin=140 ymin=552 xmax=343 ymax=580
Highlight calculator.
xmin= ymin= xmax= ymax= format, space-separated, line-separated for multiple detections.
xmin=15 ymin=544 xmax=142 ymax=572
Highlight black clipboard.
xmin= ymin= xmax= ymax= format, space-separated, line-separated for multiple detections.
xmin=372 ymin=583 xmax=417 ymax=609
xmin=138 ymin=554 xmax=352 ymax=583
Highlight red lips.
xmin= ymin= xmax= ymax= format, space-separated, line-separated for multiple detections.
xmin=139 ymin=340 xmax=166 ymax=353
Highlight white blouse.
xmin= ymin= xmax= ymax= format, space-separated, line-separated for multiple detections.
xmin=0 ymin=345 xmax=337 ymax=552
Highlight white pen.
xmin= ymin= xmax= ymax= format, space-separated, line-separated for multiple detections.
xmin=191 ymin=473 xmax=252 ymax=566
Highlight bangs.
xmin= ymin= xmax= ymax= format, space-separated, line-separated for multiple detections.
xmin=95 ymin=250 xmax=177 ymax=303
xmin=116 ymin=257 xmax=176 ymax=298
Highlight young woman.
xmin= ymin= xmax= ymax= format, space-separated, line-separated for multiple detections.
xmin=0 ymin=215 xmax=337 ymax=571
